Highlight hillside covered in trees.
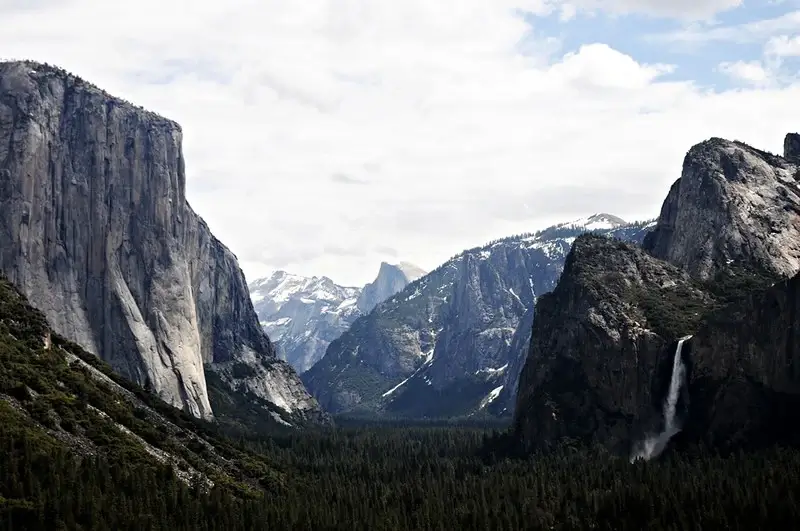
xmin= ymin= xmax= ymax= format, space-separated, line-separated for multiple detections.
xmin=2 ymin=272 xmax=800 ymax=529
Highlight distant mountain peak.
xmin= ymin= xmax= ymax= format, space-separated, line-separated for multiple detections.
xmin=357 ymin=261 xmax=428 ymax=314
xmin=375 ymin=261 xmax=426 ymax=281
xmin=248 ymin=260 xmax=424 ymax=373
xmin=562 ymin=213 xmax=627 ymax=231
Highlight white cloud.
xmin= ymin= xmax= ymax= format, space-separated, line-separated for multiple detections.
xmin=711 ymin=29 xmax=800 ymax=88
xmin=765 ymin=34 xmax=800 ymax=56
xmin=550 ymin=44 xmax=674 ymax=89
xmin=717 ymin=60 xmax=771 ymax=85
xmin=2 ymin=1 xmax=800 ymax=285
xmin=658 ymin=10 xmax=800 ymax=44
xmin=559 ymin=3 xmax=577 ymax=21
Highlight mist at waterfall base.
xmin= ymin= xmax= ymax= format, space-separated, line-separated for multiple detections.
xmin=630 ymin=337 xmax=692 ymax=463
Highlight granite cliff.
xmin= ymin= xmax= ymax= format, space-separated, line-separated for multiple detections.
xmin=514 ymin=133 xmax=800 ymax=454
xmin=489 ymin=219 xmax=655 ymax=417
xmin=644 ymin=136 xmax=800 ymax=280
xmin=0 ymin=60 xmax=323 ymax=425
xmin=356 ymin=262 xmax=427 ymax=314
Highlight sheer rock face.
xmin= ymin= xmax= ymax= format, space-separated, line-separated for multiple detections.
xmin=644 ymin=137 xmax=800 ymax=281
xmin=682 ymin=272 xmax=800 ymax=449
xmin=513 ymin=235 xmax=714 ymax=452
xmin=356 ymin=262 xmax=426 ymax=314
xmin=0 ymin=61 xmax=322 ymax=423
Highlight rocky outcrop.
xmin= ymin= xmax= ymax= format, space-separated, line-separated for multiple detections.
xmin=303 ymin=216 xmax=652 ymax=418
xmin=248 ymin=262 xmax=425 ymax=373
xmin=644 ymin=136 xmax=800 ymax=281
xmin=785 ymin=133 xmax=800 ymax=163
xmin=513 ymin=235 xmax=716 ymax=452
xmin=356 ymin=262 xmax=426 ymax=314
xmin=0 ymin=60 xmax=323 ymax=424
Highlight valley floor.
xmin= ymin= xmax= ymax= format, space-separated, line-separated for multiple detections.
xmin=2 ymin=416 xmax=800 ymax=530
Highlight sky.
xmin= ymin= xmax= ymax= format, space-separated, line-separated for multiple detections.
xmin=2 ymin=1 xmax=800 ymax=286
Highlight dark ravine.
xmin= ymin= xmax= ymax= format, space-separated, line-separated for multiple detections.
xmin=514 ymin=133 xmax=800 ymax=454
xmin=0 ymin=60 xmax=324 ymax=426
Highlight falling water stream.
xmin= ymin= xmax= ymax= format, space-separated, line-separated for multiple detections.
xmin=630 ymin=335 xmax=692 ymax=462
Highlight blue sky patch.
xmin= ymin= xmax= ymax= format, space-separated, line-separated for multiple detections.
xmin=522 ymin=1 xmax=800 ymax=89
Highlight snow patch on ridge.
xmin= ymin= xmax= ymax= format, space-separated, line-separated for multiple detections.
xmin=479 ymin=385 xmax=504 ymax=409
xmin=382 ymin=348 xmax=434 ymax=398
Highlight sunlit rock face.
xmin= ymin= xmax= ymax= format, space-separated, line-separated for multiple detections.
xmin=644 ymin=136 xmax=800 ymax=281
xmin=0 ymin=60 xmax=324 ymax=425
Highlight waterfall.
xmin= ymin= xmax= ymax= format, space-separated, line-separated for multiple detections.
xmin=630 ymin=335 xmax=692 ymax=462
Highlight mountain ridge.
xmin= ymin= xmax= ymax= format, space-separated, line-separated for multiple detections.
xmin=303 ymin=214 xmax=655 ymax=418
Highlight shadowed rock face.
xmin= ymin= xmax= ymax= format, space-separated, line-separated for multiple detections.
xmin=785 ymin=133 xmax=800 ymax=163
xmin=513 ymin=235 xmax=714 ymax=453
xmin=644 ymin=137 xmax=800 ymax=281
xmin=489 ymin=220 xmax=656 ymax=418
xmin=681 ymin=272 xmax=800 ymax=450
xmin=0 ymin=60 xmax=323 ymax=423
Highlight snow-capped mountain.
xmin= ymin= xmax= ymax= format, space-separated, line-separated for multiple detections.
xmin=302 ymin=214 xmax=655 ymax=418
xmin=249 ymin=263 xmax=426 ymax=373
xmin=562 ymin=213 xmax=627 ymax=231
